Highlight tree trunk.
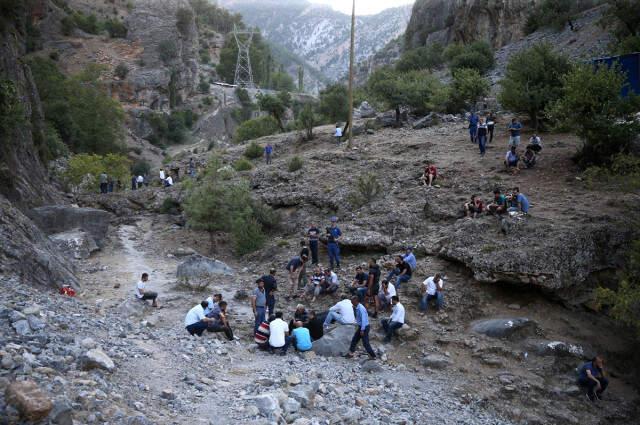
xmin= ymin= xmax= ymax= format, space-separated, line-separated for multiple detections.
xmin=395 ymin=106 xmax=401 ymax=125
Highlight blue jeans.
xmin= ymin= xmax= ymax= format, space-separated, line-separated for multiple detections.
xmin=309 ymin=240 xmax=319 ymax=264
xmin=349 ymin=286 xmax=368 ymax=302
xmin=478 ymin=135 xmax=487 ymax=155
xmin=469 ymin=126 xmax=477 ymax=142
xmin=323 ymin=310 xmax=352 ymax=327
xmin=349 ymin=326 xmax=375 ymax=357
xmin=395 ymin=274 xmax=410 ymax=291
xmin=186 ymin=322 xmax=208 ymax=336
xmin=328 ymin=243 xmax=340 ymax=269
xmin=381 ymin=319 xmax=403 ymax=342
xmin=266 ymin=294 xmax=276 ymax=316
xmin=420 ymin=292 xmax=443 ymax=311
xmin=254 ymin=306 xmax=265 ymax=332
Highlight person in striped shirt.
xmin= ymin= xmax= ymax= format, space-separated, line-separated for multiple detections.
xmin=254 ymin=316 xmax=272 ymax=350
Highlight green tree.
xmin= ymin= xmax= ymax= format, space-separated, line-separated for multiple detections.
xmin=63 ymin=153 xmax=131 ymax=192
xmin=269 ymin=71 xmax=295 ymax=92
xmin=396 ymin=43 xmax=444 ymax=73
xmin=158 ymin=40 xmax=178 ymax=66
xmin=234 ymin=116 xmax=280 ymax=142
xmin=548 ymin=64 xmax=640 ymax=167
xmin=176 ymin=7 xmax=193 ymax=36
xmin=318 ymin=84 xmax=348 ymax=123
xmin=450 ymin=68 xmax=490 ymax=112
xmin=445 ymin=41 xmax=495 ymax=75
xmin=498 ymin=43 xmax=572 ymax=130
xmin=297 ymin=103 xmax=316 ymax=140
xmin=601 ymin=0 xmax=640 ymax=55
xmin=257 ymin=92 xmax=291 ymax=131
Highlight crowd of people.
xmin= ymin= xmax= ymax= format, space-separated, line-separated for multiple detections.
xmin=463 ymin=186 xmax=530 ymax=218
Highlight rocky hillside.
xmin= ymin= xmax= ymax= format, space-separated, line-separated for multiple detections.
xmin=220 ymin=0 xmax=412 ymax=83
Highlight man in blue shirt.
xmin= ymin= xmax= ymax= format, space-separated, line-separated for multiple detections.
xmin=264 ymin=143 xmax=273 ymax=164
xmin=468 ymin=112 xmax=479 ymax=143
xmin=345 ymin=296 xmax=376 ymax=359
xmin=327 ymin=217 xmax=342 ymax=270
xmin=508 ymin=118 xmax=522 ymax=147
xmin=289 ymin=321 xmax=312 ymax=352
xmin=509 ymin=187 xmax=530 ymax=214
xmin=403 ymin=247 xmax=417 ymax=271
xmin=578 ymin=356 xmax=608 ymax=401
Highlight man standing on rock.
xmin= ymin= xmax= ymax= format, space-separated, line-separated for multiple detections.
xmin=327 ymin=217 xmax=342 ymax=270
xmin=185 ymin=301 xmax=215 ymax=336
xmin=286 ymin=254 xmax=307 ymax=299
xmin=261 ymin=269 xmax=278 ymax=316
xmin=346 ymin=296 xmax=376 ymax=359
xmin=135 ymin=273 xmax=158 ymax=307
xmin=264 ymin=143 xmax=273 ymax=164
xmin=508 ymin=117 xmax=523 ymax=147
xmin=381 ymin=296 xmax=404 ymax=343
xmin=298 ymin=240 xmax=310 ymax=289
xmin=307 ymin=224 xmax=320 ymax=265
xmin=367 ymin=258 xmax=381 ymax=307
xmin=252 ymin=279 xmax=267 ymax=333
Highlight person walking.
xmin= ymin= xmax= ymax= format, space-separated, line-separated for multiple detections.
xmin=99 ymin=172 xmax=108 ymax=194
xmin=327 ymin=217 xmax=342 ymax=270
xmin=345 ymin=296 xmax=376 ymax=359
xmin=261 ymin=269 xmax=278 ymax=316
xmin=477 ymin=117 xmax=488 ymax=156
xmin=251 ymin=279 xmax=267 ymax=333
xmin=487 ymin=112 xmax=496 ymax=144
xmin=468 ymin=111 xmax=479 ymax=143
xmin=381 ymin=296 xmax=404 ymax=343
xmin=264 ymin=143 xmax=273 ymax=164
xmin=307 ymin=224 xmax=320 ymax=265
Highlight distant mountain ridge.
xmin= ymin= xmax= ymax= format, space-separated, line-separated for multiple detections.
xmin=219 ymin=0 xmax=412 ymax=84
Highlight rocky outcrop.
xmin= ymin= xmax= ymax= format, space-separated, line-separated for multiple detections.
xmin=176 ymin=254 xmax=235 ymax=280
xmin=312 ymin=325 xmax=357 ymax=357
xmin=471 ymin=318 xmax=537 ymax=340
xmin=49 ymin=230 xmax=99 ymax=260
xmin=404 ymin=0 xmax=601 ymax=50
xmin=28 ymin=205 xmax=111 ymax=248
xmin=0 ymin=197 xmax=79 ymax=289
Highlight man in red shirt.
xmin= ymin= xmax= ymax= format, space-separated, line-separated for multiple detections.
xmin=421 ymin=164 xmax=437 ymax=187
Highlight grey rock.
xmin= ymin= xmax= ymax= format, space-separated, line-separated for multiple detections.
xmin=413 ymin=113 xmax=439 ymax=129
xmin=312 ymin=325 xmax=357 ymax=357
xmin=471 ymin=318 xmax=536 ymax=339
xmin=49 ymin=401 xmax=73 ymax=425
xmin=124 ymin=415 xmax=153 ymax=425
xmin=160 ymin=389 xmax=176 ymax=400
xmin=421 ymin=354 xmax=453 ymax=369
xmin=253 ymin=393 xmax=281 ymax=418
xmin=526 ymin=339 xmax=590 ymax=358
xmin=282 ymin=397 xmax=301 ymax=414
xmin=287 ymin=385 xmax=316 ymax=408
xmin=356 ymin=101 xmax=376 ymax=119
xmin=49 ymin=230 xmax=99 ymax=260
xmin=361 ymin=360 xmax=383 ymax=373
xmin=79 ymin=349 xmax=115 ymax=372
xmin=28 ymin=205 xmax=111 ymax=248
xmin=12 ymin=320 xmax=31 ymax=336
xmin=27 ymin=315 xmax=46 ymax=331
xmin=9 ymin=310 xmax=26 ymax=322
xmin=176 ymin=254 xmax=234 ymax=279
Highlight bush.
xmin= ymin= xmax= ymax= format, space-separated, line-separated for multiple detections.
xmin=297 ymin=103 xmax=316 ymax=140
xmin=234 ymin=116 xmax=279 ymax=143
xmin=0 ymin=79 xmax=23 ymax=138
xmin=131 ymin=159 xmax=151 ymax=176
xmin=203 ymin=96 xmax=213 ymax=106
xmin=349 ymin=172 xmax=382 ymax=207
xmin=114 ymin=62 xmax=129 ymax=79
xmin=232 ymin=217 xmax=265 ymax=255
xmin=244 ymin=141 xmax=263 ymax=159
xmin=250 ymin=201 xmax=281 ymax=231
xmin=450 ymin=68 xmax=490 ymax=111
xmin=198 ymin=78 xmax=209 ymax=94
xmin=233 ymin=158 xmax=253 ymax=171
xmin=287 ymin=156 xmax=303 ymax=172
xmin=176 ymin=8 xmax=193 ymax=35
xmin=583 ymin=154 xmax=640 ymax=192
xmin=319 ymin=84 xmax=348 ymax=123
xmin=269 ymin=71 xmax=295 ymax=92
xmin=159 ymin=197 xmax=181 ymax=214
xmin=498 ymin=43 xmax=572 ymax=130
xmin=396 ymin=44 xmax=444 ymax=73
xmin=445 ymin=41 xmax=495 ymax=75
xmin=147 ymin=111 xmax=194 ymax=147
xmin=104 ymin=18 xmax=127 ymax=38
xmin=63 ymin=153 xmax=131 ymax=192
xmin=158 ymin=40 xmax=178 ymax=66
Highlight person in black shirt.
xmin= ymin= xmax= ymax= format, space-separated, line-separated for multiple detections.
xmin=299 ymin=240 xmax=310 ymax=289
xmin=305 ymin=310 xmax=324 ymax=341
xmin=307 ymin=225 xmax=320 ymax=264
xmin=386 ymin=256 xmax=412 ymax=291
xmin=349 ymin=266 xmax=369 ymax=302
xmin=487 ymin=112 xmax=496 ymax=144
xmin=367 ymin=258 xmax=381 ymax=307
xmin=260 ymin=268 xmax=278 ymax=316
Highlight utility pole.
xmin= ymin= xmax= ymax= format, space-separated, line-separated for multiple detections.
xmin=346 ymin=0 xmax=356 ymax=149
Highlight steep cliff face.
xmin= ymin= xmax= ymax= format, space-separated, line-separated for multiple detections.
xmin=405 ymin=0 xmax=601 ymax=50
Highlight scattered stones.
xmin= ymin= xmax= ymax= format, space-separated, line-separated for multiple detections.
xmin=79 ymin=349 xmax=115 ymax=372
xmin=12 ymin=320 xmax=31 ymax=336
xmin=160 ymin=389 xmax=176 ymax=400
xmin=252 ymin=393 xmax=281 ymax=418
xmin=421 ymin=354 xmax=453 ymax=369
xmin=5 ymin=380 xmax=53 ymax=421
xmin=286 ymin=374 xmax=301 ymax=386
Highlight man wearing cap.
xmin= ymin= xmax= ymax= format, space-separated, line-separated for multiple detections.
xmin=327 ymin=217 xmax=342 ymax=270
xmin=261 ymin=268 xmax=278 ymax=316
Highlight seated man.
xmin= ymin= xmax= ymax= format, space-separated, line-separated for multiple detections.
xmin=507 ymin=187 xmax=530 ymax=214
xmin=207 ymin=301 xmax=234 ymax=340
xmin=381 ymin=296 xmax=404 ymax=343
xmin=486 ymin=189 xmax=508 ymax=215
xmin=578 ymin=355 xmax=608 ymax=401
xmin=135 ymin=273 xmax=158 ymax=307
xmin=289 ymin=304 xmax=308 ymax=330
xmin=464 ymin=195 xmax=484 ymax=218
xmin=306 ymin=266 xmax=325 ymax=302
xmin=527 ymin=134 xmax=542 ymax=153
xmin=420 ymin=273 xmax=444 ymax=312
xmin=185 ymin=301 xmax=215 ymax=337
xmin=268 ymin=312 xmax=290 ymax=355
xmin=504 ymin=146 xmax=520 ymax=175
xmin=288 ymin=321 xmax=313 ymax=352
xmin=349 ymin=266 xmax=369 ymax=301
xmin=305 ymin=310 xmax=324 ymax=341
xmin=254 ymin=316 xmax=272 ymax=350
xmin=421 ymin=164 xmax=437 ymax=187
xmin=204 ymin=293 xmax=222 ymax=317
xmin=323 ymin=296 xmax=357 ymax=328
xmin=373 ymin=279 xmax=396 ymax=318
xmin=164 ymin=175 xmax=174 ymax=187
xmin=523 ymin=147 xmax=536 ymax=169
xmin=386 ymin=255 xmax=412 ymax=291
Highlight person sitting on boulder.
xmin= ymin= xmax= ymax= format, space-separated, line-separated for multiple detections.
xmin=527 ymin=134 xmax=542 ymax=153
xmin=374 ymin=279 xmax=396 ymax=318
xmin=403 ymin=247 xmax=417 ymax=271
xmin=386 ymin=255 xmax=412 ymax=291
xmin=507 ymin=187 xmax=530 ymax=214
xmin=504 ymin=146 xmax=520 ymax=175
xmin=289 ymin=321 xmax=313 ymax=353
xmin=255 ymin=315 xmax=272 ymax=350
xmin=381 ymin=296 xmax=405 ymax=343
xmin=578 ymin=355 xmax=608 ymax=401
xmin=420 ymin=273 xmax=444 ymax=312
xmin=464 ymin=195 xmax=484 ymax=218
xmin=289 ymin=304 xmax=309 ymax=330
xmin=306 ymin=266 xmax=325 ymax=302
xmin=486 ymin=189 xmax=508 ymax=215
xmin=323 ymin=296 xmax=357 ymax=329
xmin=207 ymin=301 xmax=234 ymax=341
xmin=523 ymin=147 xmax=536 ymax=169
xmin=305 ymin=310 xmax=324 ymax=341
xmin=185 ymin=301 xmax=215 ymax=336
xmin=164 ymin=175 xmax=174 ymax=187
xmin=349 ymin=266 xmax=369 ymax=302
xmin=421 ymin=163 xmax=438 ymax=187
xmin=135 ymin=273 xmax=158 ymax=307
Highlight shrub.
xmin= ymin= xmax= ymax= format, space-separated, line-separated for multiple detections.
xmin=349 ymin=172 xmax=382 ymax=207
xmin=233 ymin=158 xmax=253 ymax=171
xmin=104 ymin=18 xmax=127 ymax=38
xmin=203 ymin=96 xmax=213 ymax=106
xmin=287 ymin=156 xmax=303 ymax=172
xmin=176 ymin=7 xmax=193 ymax=35
xmin=0 ymin=79 xmax=23 ymax=138
xmin=250 ymin=202 xmax=281 ymax=231
xmin=319 ymin=84 xmax=348 ymax=123
xmin=234 ymin=116 xmax=280 ymax=143
xmin=60 ymin=15 xmax=76 ymax=35
xmin=232 ymin=217 xmax=265 ymax=255
xmin=445 ymin=41 xmax=495 ymax=75
xmin=158 ymin=40 xmax=178 ymax=66
xmin=131 ymin=159 xmax=150 ymax=176
xmin=114 ymin=62 xmax=129 ymax=79
xmin=269 ymin=71 xmax=295 ymax=92
xmin=450 ymin=67 xmax=490 ymax=111
xmin=146 ymin=111 xmax=193 ymax=147
xmin=63 ymin=153 xmax=131 ymax=192
xmin=396 ymin=43 xmax=444 ymax=72
xmin=159 ymin=197 xmax=181 ymax=214
xmin=297 ymin=103 xmax=316 ymax=140
xmin=582 ymin=154 xmax=640 ymax=192
xmin=244 ymin=141 xmax=263 ymax=159
xmin=72 ymin=12 xmax=100 ymax=34
xmin=199 ymin=49 xmax=211 ymax=64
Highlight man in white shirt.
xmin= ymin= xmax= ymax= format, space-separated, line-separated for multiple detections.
xmin=420 ymin=273 xmax=444 ymax=312
xmin=136 ymin=175 xmax=144 ymax=187
xmin=374 ymin=279 xmax=396 ymax=318
xmin=334 ymin=125 xmax=343 ymax=143
xmin=323 ymin=296 xmax=356 ymax=328
xmin=165 ymin=175 xmax=174 ymax=187
xmin=159 ymin=168 xmax=166 ymax=184
xmin=381 ymin=296 xmax=405 ymax=343
xmin=321 ymin=268 xmax=339 ymax=295
xmin=268 ymin=312 xmax=290 ymax=355
xmin=135 ymin=273 xmax=158 ymax=307
xmin=185 ymin=301 xmax=215 ymax=336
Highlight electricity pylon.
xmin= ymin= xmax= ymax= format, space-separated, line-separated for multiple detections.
xmin=233 ymin=25 xmax=255 ymax=88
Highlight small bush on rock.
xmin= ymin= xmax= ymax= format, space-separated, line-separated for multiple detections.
xmin=287 ymin=156 xmax=303 ymax=172
xmin=243 ymin=141 xmax=263 ymax=159
xmin=233 ymin=158 xmax=253 ymax=171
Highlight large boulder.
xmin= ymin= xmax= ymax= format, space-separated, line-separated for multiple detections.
xmin=421 ymin=354 xmax=453 ymax=369
xmin=471 ymin=317 xmax=536 ymax=340
xmin=355 ymin=101 xmax=376 ymax=119
xmin=28 ymin=205 xmax=111 ymax=248
xmin=312 ymin=324 xmax=357 ymax=357
xmin=5 ymin=380 xmax=53 ymax=421
xmin=49 ymin=229 xmax=99 ymax=260
xmin=176 ymin=254 xmax=234 ymax=280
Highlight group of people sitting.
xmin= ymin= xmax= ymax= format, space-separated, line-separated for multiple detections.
xmin=184 ymin=293 xmax=234 ymax=340
xmin=504 ymin=132 xmax=543 ymax=175
xmin=463 ymin=187 xmax=530 ymax=218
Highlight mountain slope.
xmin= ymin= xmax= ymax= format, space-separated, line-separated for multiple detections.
xmin=220 ymin=0 xmax=412 ymax=82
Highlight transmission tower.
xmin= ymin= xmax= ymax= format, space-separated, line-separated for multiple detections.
xmin=233 ymin=25 xmax=255 ymax=88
